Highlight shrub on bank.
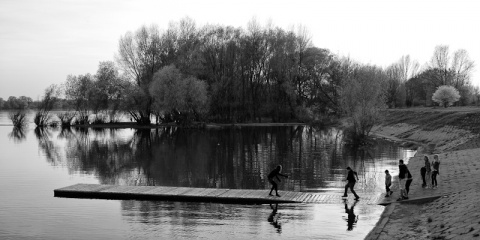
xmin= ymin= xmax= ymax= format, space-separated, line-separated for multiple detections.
xmin=34 ymin=111 xmax=53 ymax=126
xmin=57 ymin=112 xmax=76 ymax=127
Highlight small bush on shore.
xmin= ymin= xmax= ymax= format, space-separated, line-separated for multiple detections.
xmin=74 ymin=114 xmax=90 ymax=125
xmin=108 ymin=111 xmax=121 ymax=123
xmin=34 ymin=111 xmax=52 ymax=126
xmin=91 ymin=114 xmax=107 ymax=124
xmin=57 ymin=112 xmax=76 ymax=127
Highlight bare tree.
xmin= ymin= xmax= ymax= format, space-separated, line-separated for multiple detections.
xmin=385 ymin=64 xmax=402 ymax=108
xmin=429 ymin=45 xmax=451 ymax=85
xmin=341 ymin=64 xmax=387 ymax=140
xmin=116 ymin=25 xmax=164 ymax=124
xmin=398 ymin=55 xmax=420 ymax=82
xmin=451 ymin=49 xmax=475 ymax=88
xmin=35 ymin=84 xmax=60 ymax=126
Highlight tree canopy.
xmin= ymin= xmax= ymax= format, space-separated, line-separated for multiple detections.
xmin=432 ymin=85 xmax=461 ymax=107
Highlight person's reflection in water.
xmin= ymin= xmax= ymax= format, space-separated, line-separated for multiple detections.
xmin=343 ymin=199 xmax=359 ymax=231
xmin=268 ymin=203 xmax=282 ymax=233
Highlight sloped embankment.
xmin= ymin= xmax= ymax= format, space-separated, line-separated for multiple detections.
xmin=367 ymin=110 xmax=480 ymax=240
xmin=372 ymin=108 xmax=480 ymax=152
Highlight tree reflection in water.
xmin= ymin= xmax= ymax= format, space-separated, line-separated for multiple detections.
xmin=8 ymin=126 xmax=26 ymax=143
xmin=35 ymin=125 xmax=405 ymax=193
xmin=34 ymin=126 xmax=65 ymax=166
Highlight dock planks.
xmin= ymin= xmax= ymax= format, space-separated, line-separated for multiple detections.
xmin=54 ymin=184 xmax=380 ymax=205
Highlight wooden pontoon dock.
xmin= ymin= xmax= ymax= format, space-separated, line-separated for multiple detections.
xmin=54 ymin=183 xmax=381 ymax=205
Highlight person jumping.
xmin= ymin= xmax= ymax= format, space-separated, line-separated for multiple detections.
xmin=343 ymin=167 xmax=360 ymax=200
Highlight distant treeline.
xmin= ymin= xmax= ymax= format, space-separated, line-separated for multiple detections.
xmin=0 ymin=96 xmax=71 ymax=110
xmin=4 ymin=18 xmax=479 ymax=132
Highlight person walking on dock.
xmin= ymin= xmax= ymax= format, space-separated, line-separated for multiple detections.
xmin=268 ymin=165 xmax=288 ymax=197
xmin=343 ymin=167 xmax=360 ymax=200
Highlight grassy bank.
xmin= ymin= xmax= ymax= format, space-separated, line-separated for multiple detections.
xmin=372 ymin=107 xmax=480 ymax=152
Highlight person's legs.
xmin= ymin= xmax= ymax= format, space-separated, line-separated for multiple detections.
xmin=386 ymin=184 xmax=391 ymax=196
xmin=432 ymin=172 xmax=438 ymax=187
xmin=421 ymin=172 xmax=426 ymax=187
xmin=398 ymin=179 xmax=406 ymax=200
xmin=405 ymin=179 xmax=412 ymax=198
xmin=425 ymin=172 xmax=431 ymax=188
xmin=343 ymin=183 xmax=349 ymax=197
xmin=268 ymin=179 xmax=277 ymax=195
xmin=349 ymin=182 xmax=359 ymax=199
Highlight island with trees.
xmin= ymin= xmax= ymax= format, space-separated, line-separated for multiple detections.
xmin=2 ymin=18 xmax=477 ymax=143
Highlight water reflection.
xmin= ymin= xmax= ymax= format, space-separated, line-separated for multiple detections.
xmin=34 ymin=127 xmax=65 ymax=166
xmin=8 ymin=126 xmax=26 ymax=143
xmin=268 ymin=203 xmax=281 ymax=233
xmin=33 ymin=125 xmax=413 ymax=194
xmin=343 ymin=199 xmax=359 ymax=231
xmin=0 ymin=111 xmax=415 ymax=240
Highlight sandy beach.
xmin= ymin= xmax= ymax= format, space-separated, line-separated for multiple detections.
xmin=366 ymin=108 xmax=480 ymax=240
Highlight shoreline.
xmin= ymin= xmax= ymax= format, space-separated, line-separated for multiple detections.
xmin=0 ymin=121 xmax=308 ymax=129
xmin=365 ymin=108 xmax=480 ymax=240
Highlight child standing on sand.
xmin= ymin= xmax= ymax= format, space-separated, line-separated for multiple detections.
xmin=385 ymin=170 xmax=393 ymax=197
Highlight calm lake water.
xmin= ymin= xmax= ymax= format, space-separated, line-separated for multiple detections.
xmin=0 ymin=110 xmax=415 ymax=239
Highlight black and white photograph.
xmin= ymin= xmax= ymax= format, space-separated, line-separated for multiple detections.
xmin=1 ymin=0 xmax=480 ymax=239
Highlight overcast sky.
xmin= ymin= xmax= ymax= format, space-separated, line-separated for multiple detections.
xmin=1 ymin=0 xmax=479 ymax=100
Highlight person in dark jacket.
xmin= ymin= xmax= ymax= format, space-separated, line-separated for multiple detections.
xmin=421 ymin=166 xmax=427 ymax=188
xmin=268 ymin=165 xmax=288 ymax=197
xmin=342 ymin=167 xmax=360 ymax=200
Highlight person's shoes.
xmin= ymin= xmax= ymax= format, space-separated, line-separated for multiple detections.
xmin=268 ymin=194 xmax=273 ymax=196
xmin=397 ymin=198 xmax=403 ymax=201
xmin=385 ymin=194 xmax=390 ymax=197
xmin=342 ymin=195 xmax=347 ymax=198
xmin=403 ymin=197 xmax=409 ymax=200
